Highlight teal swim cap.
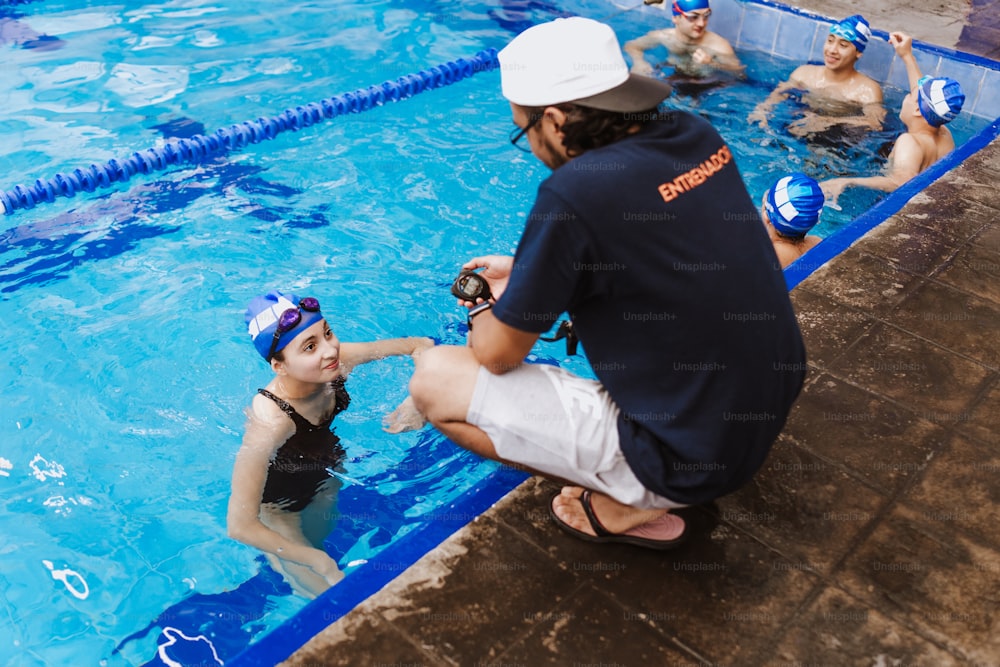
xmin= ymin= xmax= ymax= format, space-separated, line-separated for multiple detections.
xmin=829 ymin=15 xmax=871 ymax=53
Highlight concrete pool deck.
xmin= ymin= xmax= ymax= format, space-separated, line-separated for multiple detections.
xmin=284 ymin=3 xmax=1000 ymax=665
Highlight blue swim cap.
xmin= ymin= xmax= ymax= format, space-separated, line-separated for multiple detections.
xmin=763 ymin=174 xmax=825 ymax=238
xmin=916 ymin=76 xmax=965 ymax=127
xmin=829 ymin=15 xmax=871 ymax=53
xmin=672 ymin=0 xmax=710 ymax=16
xmin=245 ymin=290 xmax=325 ymax=361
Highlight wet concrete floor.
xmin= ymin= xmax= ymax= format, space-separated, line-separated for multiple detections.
xmin=285 ymin=2 xmax=1000 ymax=665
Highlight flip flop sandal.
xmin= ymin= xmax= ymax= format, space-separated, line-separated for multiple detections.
xmin=548 ymin=489 xmax=687 ymax=550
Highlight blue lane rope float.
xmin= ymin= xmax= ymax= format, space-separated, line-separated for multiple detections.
xmin=0 ymin=49 xmax=499 ymax=215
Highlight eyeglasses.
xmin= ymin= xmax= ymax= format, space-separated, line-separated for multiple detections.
xmin=509 ymin=113 xmax=543 ymax=152
xmin=678 ymin=8 xmax=711 ymax=22
xmin=267 ymin=297 xmax=320 ymax=360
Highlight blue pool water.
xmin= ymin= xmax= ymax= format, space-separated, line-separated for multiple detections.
xmin=1 ymin=0 xmax=996 ymax=665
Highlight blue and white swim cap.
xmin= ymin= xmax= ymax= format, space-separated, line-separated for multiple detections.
xmin=245 ymin=290 xmax=325 ymax=360
xmin=672 ymin=0 xmax=710 ymax=16
xmin=829 ymin=15 xmax=872 ymax=53
xmin=763 ymin=174 xmax=824 ymax=238
xmin=916 ymin=76 xmax=965 ymax=127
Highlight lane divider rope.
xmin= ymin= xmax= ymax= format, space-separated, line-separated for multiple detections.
xmin=0 ymin=48 xmax=499 ymax=215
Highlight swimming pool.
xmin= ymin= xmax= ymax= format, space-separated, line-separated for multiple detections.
xmin=1 ymin=3 xmax=552 ymax=664
xmin=1 ymin=0 xmax=997 ymax=665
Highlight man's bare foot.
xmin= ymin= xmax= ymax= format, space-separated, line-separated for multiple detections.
xmin=550 ymin=486 xmax=666 ymax=536
xmin=548 ymin=487 xmax=687 ymax=549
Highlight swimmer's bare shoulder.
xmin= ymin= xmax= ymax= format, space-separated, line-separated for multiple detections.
xmin=789 ymin=64 xmax=823 ymax=88
xmin=935 ymin=126 xmax=955 ymax=159
xmin=855 ymin=72 xmax=883 ymax=103
xmin=702 ymin=31 xmax=736 ymax=55
xmin=627 ymin=28 xmax=675 ymax=49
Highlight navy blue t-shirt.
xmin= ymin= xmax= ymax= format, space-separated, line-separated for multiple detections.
xmin=491 ymin=111 xmax=806 ymax=505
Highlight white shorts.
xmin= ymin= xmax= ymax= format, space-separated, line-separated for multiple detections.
xmin=466 ymin=363 xmax=685 ymax=510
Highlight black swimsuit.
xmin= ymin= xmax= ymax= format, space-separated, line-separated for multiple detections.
xmin=258 ymin=377 xmax=350 ymax=512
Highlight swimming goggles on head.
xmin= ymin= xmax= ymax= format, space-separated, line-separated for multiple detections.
xmin=267 ymin=297 xmax=320 ymax=360
xmin=676 ymin=8 xmax=711 ymax=22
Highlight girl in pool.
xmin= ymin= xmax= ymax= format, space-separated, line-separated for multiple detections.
xmin=227 ymin=290 xmax=433 ymax=597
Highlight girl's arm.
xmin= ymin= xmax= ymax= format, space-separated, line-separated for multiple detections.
xmin=339 ymin=337 xmax=436 ymax=433
xmin=226 ymin=401 xmax=341 ymax=581
xmin=339 ymin=336 xmax=435 ymax=375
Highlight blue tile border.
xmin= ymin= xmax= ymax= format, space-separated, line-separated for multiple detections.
xmin=773 ymin=11 xmax=822 ymax=61
xmin=856 ymin=36 xmax=896 ymax=84
xmin=886 ymin=48 xmax=941 ymax=90
xmin=974 ymin=68 xmax=1000 ymax=120
xmin=941 ymin=57 xmax=988 ymax=115
xmin=737 ymin=3 xmax=780 ymax=52
xmin=709 ymin=0 xmax=746 ymax=43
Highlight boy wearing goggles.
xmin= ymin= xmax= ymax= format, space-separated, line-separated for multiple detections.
xmin=228 ymin=290 xmax=432 ymax=597
xmin=624 ymin=0 xmax=744 ymax=79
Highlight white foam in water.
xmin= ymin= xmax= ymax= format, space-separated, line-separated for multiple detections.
xmin=105 ymin=63 xmax=190 ymax=106
xmin=29 ymin=454 xmax=66 ymax=482
xmin=43 ymin=560 xmax=90 ymax=600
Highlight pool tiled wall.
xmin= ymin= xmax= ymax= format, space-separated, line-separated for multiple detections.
xmin=686 ymin=0 xmax=1000 ymax=119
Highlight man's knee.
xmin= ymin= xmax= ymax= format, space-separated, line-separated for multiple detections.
xmin=409 ymin=344 xmax=476 ymax=416
xmin=409 ymin=346 xmax=441 ymax=412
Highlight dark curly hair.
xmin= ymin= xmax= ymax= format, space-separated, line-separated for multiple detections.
xmin=524 ymin=104 xmax=662 ymax=157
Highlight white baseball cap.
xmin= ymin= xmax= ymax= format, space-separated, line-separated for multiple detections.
xmin=498 ymin=17 xmax=672 ymax=112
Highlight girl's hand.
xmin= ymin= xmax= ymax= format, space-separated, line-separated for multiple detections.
xmin=310 ymin=551 xmax=345 ymax=586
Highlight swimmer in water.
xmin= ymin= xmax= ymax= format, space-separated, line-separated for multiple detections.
xmin=227 ymin=291 xmax=433 ymax=598
xmin=749 ymin=15 xmax=885 ymax=135
xmin=820 ymin=32 xmax=965 ymax=206
xmin=760 ymin=173 xmax=824 ymax=269
xmin=624 ymin=0 xmax=744 ymax=79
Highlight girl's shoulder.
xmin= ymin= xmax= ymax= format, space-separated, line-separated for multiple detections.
xmin=240 ymin=392 xmax=297 ymax=457
xmin=249 ymin=389 xmax=296 ymax=428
